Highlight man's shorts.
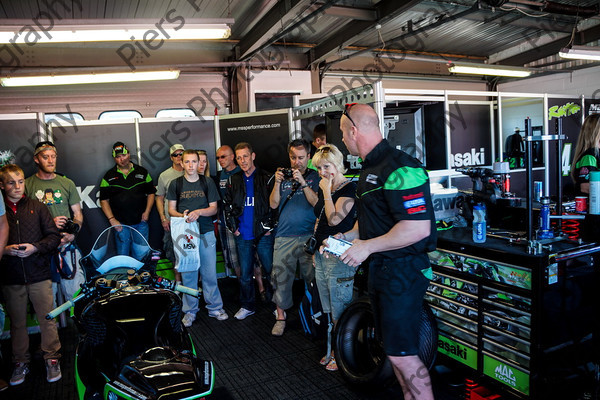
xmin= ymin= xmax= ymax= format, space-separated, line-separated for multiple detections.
xmin=368 ymin=253 xmax=430 ymax=356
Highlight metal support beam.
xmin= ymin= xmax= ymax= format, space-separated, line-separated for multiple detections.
xmin=308 ymin=0 xmax=421 ymax=66
xmin=235 ymin=0 xmax=305 ymax=60
xmin=500 ymin=22 xmax=600 ymax=66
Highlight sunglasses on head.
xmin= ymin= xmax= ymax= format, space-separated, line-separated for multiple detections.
xmin=316 ymin=146 xmax=332 ymax=154
xmin=343 ymin=103 xmax=358 ymax=127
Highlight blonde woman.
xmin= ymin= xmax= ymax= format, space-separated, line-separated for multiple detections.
xmin=571 ymin=114 xmax=600 ymax=195
xmin=197 ymin=150 xmax=211 ymax=177
xmin=312 ymin=144 xmax=356 ymax=371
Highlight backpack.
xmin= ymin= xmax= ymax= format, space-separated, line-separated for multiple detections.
xmin=299 ymin=279 xmax=331 ymax=340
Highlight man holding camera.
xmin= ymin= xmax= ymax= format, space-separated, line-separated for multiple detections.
xmin=26 ymin=141 xmax=83 ymax=301
xmin=269 ymin=139 xmax=319 ymax=336
xmin=26 ymin=141 xmax=83 ymax=247
xmin=223 ymin=142 xmax=275 ymax=320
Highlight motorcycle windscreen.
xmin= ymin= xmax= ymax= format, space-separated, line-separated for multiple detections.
xmin=80 ymin=225 xmax=156 ymax=274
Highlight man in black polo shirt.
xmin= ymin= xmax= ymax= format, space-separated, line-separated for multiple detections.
xmin=334 ymin=104 xmax=436 ymax=399
xmin=100 ymin=142 xmax=156 ymax=259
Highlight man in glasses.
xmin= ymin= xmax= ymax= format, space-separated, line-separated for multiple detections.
xmin=335 ymin=103 xmax=436 ymax=400
xmin=155 ymin=144 xmax=185 ymax=272
xmin=215 ymin=145 xmax=241 ymax=278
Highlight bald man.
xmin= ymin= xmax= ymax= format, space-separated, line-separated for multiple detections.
xmin=332 ymin=103 xmax=436 ymax=399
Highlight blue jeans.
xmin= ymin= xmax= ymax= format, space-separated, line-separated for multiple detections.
xmin=181 ymin=231 xmax=224 ymax=315
xmin=115 ymin=221 xmax=149 ymax=260
xmin=314 ymin=251 xmax=356 ymax=321
xmin=235 ymin=233 xmax=274 ymax=311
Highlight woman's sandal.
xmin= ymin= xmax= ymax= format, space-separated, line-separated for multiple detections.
xmin=325 ymin=357 xmax=338 ymax=371
xmin=319 ymin=355 xmax=331 ymax=366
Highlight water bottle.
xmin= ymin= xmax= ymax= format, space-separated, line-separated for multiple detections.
xmin=538 ymin=196 xmax=554 ymax=239
xmin=589 ymin=171 xmax=600 ymax=215
xmin=472 ymin=203 xmax=486 ymax=243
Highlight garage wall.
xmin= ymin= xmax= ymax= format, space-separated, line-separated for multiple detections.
xmin=321 ymin=73 xmax=488 ymax=96
xmin=498 ymin=65 xmax=600 ymax=98
xmin=0 ymin=73 xmax=230 ymax=120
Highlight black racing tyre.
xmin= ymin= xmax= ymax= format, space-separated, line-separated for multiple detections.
xmin=333 ymin=297 xmax=438 ymax=387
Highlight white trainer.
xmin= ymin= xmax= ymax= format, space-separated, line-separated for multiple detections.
xmin=208 ymin=309 xmax=229 ymax=321
xmin=234 ymin=308 xmax=255 ymax=320
xmin=182 ymin=312 xmax=196 ymax=328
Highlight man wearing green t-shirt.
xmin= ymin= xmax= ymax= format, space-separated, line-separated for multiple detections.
xmin=26 ymin=141 xmax=83 ymax=248
xmin=25 ymin=141 xmax=84 ymax=302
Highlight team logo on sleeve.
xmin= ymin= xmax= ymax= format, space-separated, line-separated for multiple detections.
xmin=403 ymin=192 xmax=427 ymax=214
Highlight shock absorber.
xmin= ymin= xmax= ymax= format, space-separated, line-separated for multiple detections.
xmin=561 ymin=216 xmax=580 ymax=240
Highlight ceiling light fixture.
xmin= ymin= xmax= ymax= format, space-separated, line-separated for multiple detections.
xmin=0 ymin=19 xmax=232 ymax=44
xmin=0 ymin=70 xmax=180 ymax=87
xmin=558 ymin=45 xmax=600 ymax=61
xmin=448 ymin=62 xmax=532 ymax=78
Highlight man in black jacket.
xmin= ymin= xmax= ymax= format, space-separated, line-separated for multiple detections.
xmin=224 ymin=142 xmax=275 ymax=320
xmin=0 ymin=164 xmax=62 ymax=386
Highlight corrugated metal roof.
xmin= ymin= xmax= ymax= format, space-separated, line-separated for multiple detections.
xmin=0 ymin=0 xmax=598 ymax=77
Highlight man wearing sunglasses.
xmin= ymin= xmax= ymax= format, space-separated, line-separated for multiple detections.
xmin=155 ymin=144 xmax=186 ymax=271
xmin=335 ymin=103 xmax=436 ymax=400
xmin=215 ymin=145 xmax=241 ymax=278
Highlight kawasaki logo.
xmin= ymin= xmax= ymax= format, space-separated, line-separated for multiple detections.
xmin=438 ymin=340 xmax=467 ymax=359
xmin=433 ymin=194 xmax=464 ymax=212
xmin=548 ymin=102 xmax=581 ymax=120
xmin=450 ymin=147 xmax=485 ymax=168
xmin=494 ymin=364 xmax=517 ymax=387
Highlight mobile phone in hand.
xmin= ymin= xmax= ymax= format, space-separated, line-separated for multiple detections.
xmin=17 ymin=246 xmax=26 ymax=250
xmin=325 ymin=236 xmax=352 ymax=257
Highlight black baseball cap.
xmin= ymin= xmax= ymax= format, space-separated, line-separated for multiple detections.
xmin=112 ymin=142 xmax=129 ymax=157
xmin=34 ymin=141 xmax=56 ymax=156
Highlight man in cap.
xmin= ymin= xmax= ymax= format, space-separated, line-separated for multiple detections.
xmin=99 ymin=142 xmax=156 ymax=258
xmin=155 ymin=144 xmax=185 ymax=273
xmin=25 ymin=141 xmax=84 ymax=301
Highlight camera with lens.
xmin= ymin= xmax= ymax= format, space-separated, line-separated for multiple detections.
xmin=280 ymin=168 xmax=294 ymax=180
xmin=62 ymin=219 xmax=80 ymax=235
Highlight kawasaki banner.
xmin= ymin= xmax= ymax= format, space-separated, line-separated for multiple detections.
xmin=437 ymin=335 xmax=478 ymax=369
xmin=448 ymin=102 xmax=494 ymax=169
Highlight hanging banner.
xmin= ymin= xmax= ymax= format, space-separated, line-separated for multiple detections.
xmin=219 ymin=110 xmax=290 ymax=173
xmin=449 ymin=103 xmax=493 ymax=169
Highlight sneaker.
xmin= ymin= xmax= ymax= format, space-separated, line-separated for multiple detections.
xmin=46 ymin=359 xmax=62 ymax=383
xmin=271 ymin=320 xmax=286 ymax=336
xmin=10 ymin=362 xmax=29 ymax=386
xmin=234 ymin=307 xmax=255 ymax=320
xmin=182 ymin=312 xmax=196 ymax=328
xmin=208 ymin=309 xmax=229 ymax=321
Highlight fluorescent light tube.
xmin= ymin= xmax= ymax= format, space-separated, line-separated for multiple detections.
xmin=448 ymin=62 xmax=531 ymax=78
xmin=559 ymin=45 xmax=600 ymax=61
xmin=0 ymin=25 xmax=231 ymax=44
xmin=1 ymin=70 xmax=180 ymax=87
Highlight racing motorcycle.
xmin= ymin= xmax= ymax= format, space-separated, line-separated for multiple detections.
xmin=47 ymin=225 xmax=214 ymax=400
